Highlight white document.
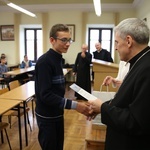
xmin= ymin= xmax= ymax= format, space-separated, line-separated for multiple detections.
xmin=63 ymin=69 xmax=68 ymax=75
xmin=70 ymin=83 xmax=97 ymax=101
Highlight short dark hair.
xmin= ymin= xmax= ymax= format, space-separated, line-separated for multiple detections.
xmin=0 ymin=56 xmax=6 ymax=60
xmin=49 ymin=24 xmax=69 ymax=38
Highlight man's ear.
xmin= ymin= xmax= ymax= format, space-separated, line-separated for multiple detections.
xmin=126 ymin=35 xmax=133 ymax=47
xmin=49 ymin=37 xmax=53 ymax=42
xmin=50 ymin=37 xmax=55 ymax=44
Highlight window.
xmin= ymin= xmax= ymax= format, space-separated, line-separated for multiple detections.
xmin=24 ymin=28 xmax=42 ymax=63
xmin=88 ymin=28 xmax=113 ymax=55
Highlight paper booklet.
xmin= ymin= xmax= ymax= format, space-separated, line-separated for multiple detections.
xmin=70 ymin=83 xmax=97 ymax=101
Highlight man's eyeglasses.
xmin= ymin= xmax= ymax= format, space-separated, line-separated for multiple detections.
xmin=55 ymin=37 xmax=73 ymax=44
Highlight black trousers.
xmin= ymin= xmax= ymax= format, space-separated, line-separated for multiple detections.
xmin=36 ymin=115 xmax=64 ymax=150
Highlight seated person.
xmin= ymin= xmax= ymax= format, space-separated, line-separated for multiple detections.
xmin=20 ymin=55 xmax=32 ymax=68
xmin=20 ymin=55 xmax=34 ymax=81
xmin=0 ymin=56 xmax=31 ymax=88
xmin=0 ymin=53 xmax=7 ymax=64
xmin=93 ymin=42 xmax=113 ymax=62
xmin=0 ymin=56 xmax=9 ymax=78
xmin=92 ymin=42 xmax=114 ymax=81
xmin=0 ymin=56 xmax=13 ymax=88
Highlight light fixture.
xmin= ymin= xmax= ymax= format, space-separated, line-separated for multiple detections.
xmin=1 ymin=0 xmax=36 ymax=17
xmin=93 ymin=0 xmax=101 ymax=16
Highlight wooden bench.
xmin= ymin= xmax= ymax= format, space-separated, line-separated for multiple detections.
xmin=85 ymin=121 xmax=106 ymax=150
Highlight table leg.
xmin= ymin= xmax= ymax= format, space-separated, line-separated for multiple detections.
xmin=0 ymin=116 xmax=4 ymax=143
xmin=31 ymin=99 xmax=35 ymax=118
xmin=17 ymin=104 xmax=22 ymax=150
xmin=23 ymin=102 xmax=28 ymax=146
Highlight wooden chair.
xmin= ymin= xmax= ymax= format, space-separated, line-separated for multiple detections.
xmin=0 ymin=122 xmax=12 ymax=150
xmin=8 ymin=80 xmax=20 ymax=90
xmin=11 ymin=67 xmax=19 ymax=71
xmin=0 ymin=87 xmax=32 ymax=131
xmin=0 ymin=87 xmax=9 ymax=95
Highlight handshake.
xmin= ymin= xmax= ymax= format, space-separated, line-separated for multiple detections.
xmin=76 ymin=99 xmax=103 ymax=121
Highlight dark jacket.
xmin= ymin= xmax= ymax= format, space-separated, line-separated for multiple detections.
xmin=93 ymin=49 xmax=113 ymax=62
xmin=101 ymin=46 xmax=150 ymax=150
xmin=35 ymin=49 xmax=72 ymax=118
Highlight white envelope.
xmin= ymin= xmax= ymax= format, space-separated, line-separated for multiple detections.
xmin=70 ymin=83 xmax=97 ymax=101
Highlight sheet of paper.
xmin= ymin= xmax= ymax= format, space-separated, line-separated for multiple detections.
xmin=63 ymin=69 xmax=68 ymax=75
xmin=70 ymin=83 xmax=97 ymax=101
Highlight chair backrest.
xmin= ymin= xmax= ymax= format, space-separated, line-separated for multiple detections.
xmin=12 ymin=67 xmax=19 ymax=71
xmin=9 ymin=80 xmax=20 ymax=90
xmin=0 ymin=87 xmax=9 ymax=95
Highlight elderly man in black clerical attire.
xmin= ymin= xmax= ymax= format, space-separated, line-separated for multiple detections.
xmin=73 ymin=44 xmax=92 ymax=100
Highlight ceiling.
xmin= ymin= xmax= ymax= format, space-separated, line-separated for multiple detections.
xmin=0 ymin=0 xmax=134 ymax=5
xmin=0 ymin=0 xmax=142 ymax=13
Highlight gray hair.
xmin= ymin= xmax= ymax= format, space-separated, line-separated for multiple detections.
xmin=114 ymin=18 xmax=150 ymax=44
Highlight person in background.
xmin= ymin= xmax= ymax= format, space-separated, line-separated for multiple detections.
xmin=0 ymin=56 xmax=8 ymax=77
xmin=1 ymin=53 xmax=6 ymax=57
xmin=0 ymin=56 xmax=10 ymax=87
xmin=93 ymin=42 xmax=113 ymax=62
xmin=89 ymin=18 xmax=150 ymax=150
xmin=35 ymin=24 xmax=91 ymax=150
xmin=0 ymin=56 xmax=20 ymax=88
xmin=102 ymin=61 xmax=130 ymax=88
xmin=92 ymin=42 xmax=113 ymax=80
xmin=73 ymin=44 xmax=92 ymax=100
xmin=20 ymin=55 xmax=32 ymax=68
xmin=20 ymin=54 xmax=35 ymax=81
xmin=0 ymin=53 xmax=7 ymax=64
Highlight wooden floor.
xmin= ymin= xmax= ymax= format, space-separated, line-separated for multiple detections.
xmin=0 ymin=83 xmax=95 ymax=150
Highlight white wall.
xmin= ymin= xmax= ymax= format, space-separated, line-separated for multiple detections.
xmin=0 ymin=13 xmax=16 ymax=64
xmin=0 ymin=8 xmax=140 ymax=65
xmin=47 ymin=11 xmax=84 ymax=64
xmin=136 ymin=0 xmax=150 ymax=45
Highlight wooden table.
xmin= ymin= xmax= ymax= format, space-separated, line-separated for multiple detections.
xmin=3 ymin=66 xmax=35 ymax=76
xmin=85 ymin=121 xmax=106 ymax=150
xmin=0 ymin=81 xmax=35 ymax=100
xmin=0 ymin=81 xmax=35 ymax=147
xmin=92 ymin=59 xmax=118 ymax=92
xmin=0 ymin=99 xmax=21 ymax=117
xmin=0 ymin=99 xmax=22 ymax=149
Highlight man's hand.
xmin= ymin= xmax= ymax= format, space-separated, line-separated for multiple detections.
xmin=81 ymin=52 xmax=85 ymax=58
xmin=75 ymin=102 xmax=91 ymax=116
xmin=103 ymin=75 xmax=122 ymax=87
xmin=112 ymin=79 xmax=122 ymax=88
xmin=88 ymin=99 xmax=103 ymax=114
xmin=86 ymin=111 xmax=99 ymax=121
xmin=102 ymin=76 xmax=114 ymax=86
